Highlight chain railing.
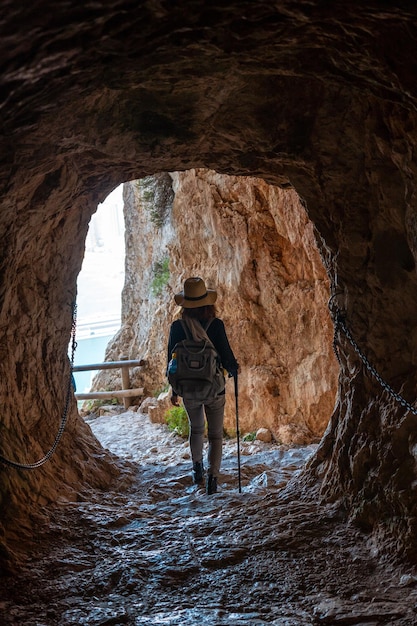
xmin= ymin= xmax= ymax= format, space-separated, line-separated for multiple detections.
xmin=0 ymin=303 xmax=78 ymax=470
xmin=331 ymin=303 xmax=417 ymax=417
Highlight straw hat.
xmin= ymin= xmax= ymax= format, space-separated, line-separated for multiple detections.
xmin=174 ymin=277 xmax=217 ymax=308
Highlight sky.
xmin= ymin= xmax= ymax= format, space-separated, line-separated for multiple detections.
xmin=76 ymin=184 xmax=125 ymax=327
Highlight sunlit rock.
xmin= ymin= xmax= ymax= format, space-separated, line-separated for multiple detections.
xmin=148 ymin=391 xmax=172 ymax=425
xmin=255 ymin=428 xmax=272 ymax=443
xmin=139 ymin=397 xmax=158 ymax=415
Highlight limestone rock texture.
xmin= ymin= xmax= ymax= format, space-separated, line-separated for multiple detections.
xmin=97 ymin=171 xmax=337 ymax=444
xmin=2 ymin=2 xmax=417 ymax=565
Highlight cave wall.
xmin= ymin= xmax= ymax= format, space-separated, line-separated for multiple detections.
xmin=2 ymin=2 xmax=417 ymax=564
xmin=97 ymin=170 xmax=337 ymax=443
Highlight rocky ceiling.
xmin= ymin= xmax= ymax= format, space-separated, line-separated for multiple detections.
xmin=2 ymin=1 xmax=417 ymax=567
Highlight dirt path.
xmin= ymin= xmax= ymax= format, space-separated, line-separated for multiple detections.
xmin=1 ymin=410 xmax=417 ymax=625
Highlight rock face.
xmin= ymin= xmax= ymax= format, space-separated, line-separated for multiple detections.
xmin=2 ymin=2 xmax=417 ymax=566
xmin=97 ymin=171 xmax=337 ymax=444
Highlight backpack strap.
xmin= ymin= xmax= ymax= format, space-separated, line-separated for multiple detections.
xmin=204 ymin=318 xmax=214 ymax=333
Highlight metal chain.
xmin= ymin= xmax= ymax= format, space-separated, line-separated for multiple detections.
xmin=0 ymin=303 xmax=78 ymax=470
xmin=332 ymin=308 xmax=417 ymax=416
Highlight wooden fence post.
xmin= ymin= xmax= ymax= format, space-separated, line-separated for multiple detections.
xmin=120 ymin=355 xmax=131 ymax=409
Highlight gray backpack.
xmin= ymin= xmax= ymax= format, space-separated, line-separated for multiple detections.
xmin=168 ymin=320 xmax=225 ymax=402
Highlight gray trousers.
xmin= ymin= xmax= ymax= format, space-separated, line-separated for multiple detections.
xmin=183 ymin=394 xmax=226 ymax=477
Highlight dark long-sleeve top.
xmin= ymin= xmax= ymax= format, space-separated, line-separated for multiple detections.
xmin=167 ymin=317 xmax=238 ymax=375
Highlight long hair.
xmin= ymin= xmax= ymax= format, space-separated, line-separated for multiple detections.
xmin=181 ymin=305 xmax=216 ymax=321
xmin=181 ymin=305 xmax=217 ymax=341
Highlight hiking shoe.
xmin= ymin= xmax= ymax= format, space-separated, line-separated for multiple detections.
xmin=206 ymin=474 xmax=217 ymax=495
xmin=192 ymin=462 xmax=204 ymax=484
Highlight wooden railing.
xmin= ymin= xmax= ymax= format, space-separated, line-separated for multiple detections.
xmin=73 ymin=356 xmax=145 ymax=409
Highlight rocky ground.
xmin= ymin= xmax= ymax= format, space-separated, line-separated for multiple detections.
xmin=1 ymin=409 xmax=417 ymax=625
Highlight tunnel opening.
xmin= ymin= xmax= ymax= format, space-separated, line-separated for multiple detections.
xmin=87 ymin=169 xmax=339 ymax=449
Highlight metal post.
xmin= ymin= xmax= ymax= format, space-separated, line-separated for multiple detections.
xmin=234 ymin=371 xmax=242 ymax=493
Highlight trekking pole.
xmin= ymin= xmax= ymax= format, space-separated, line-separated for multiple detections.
xmin=233 ymin=371 xmax=242 ymax=493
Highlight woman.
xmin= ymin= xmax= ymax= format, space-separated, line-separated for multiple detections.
xmin=167 ymin=277 xmax=238 ymax=494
